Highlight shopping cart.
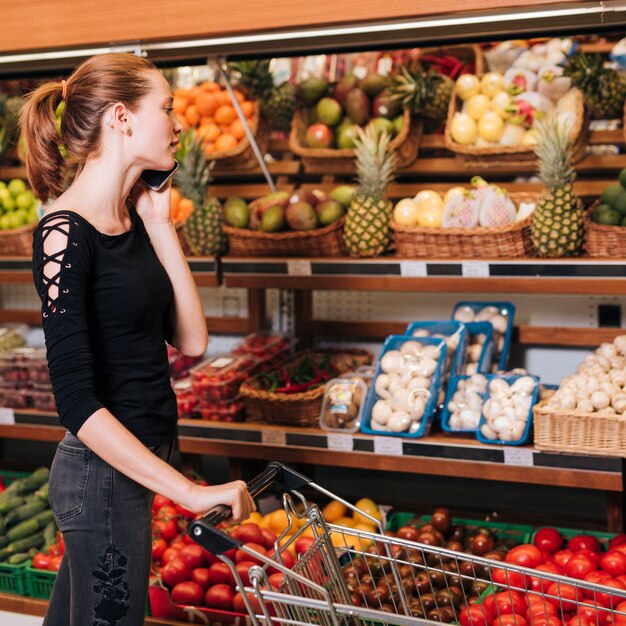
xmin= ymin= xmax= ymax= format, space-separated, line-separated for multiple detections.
xmin=189 ymin=462 xmax=626 ymax=626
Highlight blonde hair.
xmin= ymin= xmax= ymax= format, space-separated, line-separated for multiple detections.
xmin=20 ymin=52 xmax=158 ymax=202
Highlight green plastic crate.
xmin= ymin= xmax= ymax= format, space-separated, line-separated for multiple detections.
xmin=387 ymin=513 xmax=534 ymax=545
xmin=0 ymin=561 xmax=30 ymax=595
xmin=25 ymin=566 xmax=56 ymax=599
xmin=531 ymin=526 xmax=615 ymax=550
xmin=0 ymin=469 xmax=30 ymax=487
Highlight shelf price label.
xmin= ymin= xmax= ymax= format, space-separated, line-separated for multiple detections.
xmin=462 ymin=261 xmax=490 ymax=278
xmin=0 ymin=408 xmax=15 ymax=425
xmin=400 ymin=261 xmax=428 ymax=277
xmin=287 ymin=260 xmax=312 ymax=276
xmin=504 ymin=447 xmax=534 ymax=467
xmin=327 ymin=433 xmax=354 ymax=451
xmin=373 ymin=436 xmax=403 ymax=456
xmin=261 ymin=430 xmax=286 ymax=447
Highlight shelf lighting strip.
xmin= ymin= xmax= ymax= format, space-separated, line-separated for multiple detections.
xmin=1 ymin=1 xmax=625 ymax=73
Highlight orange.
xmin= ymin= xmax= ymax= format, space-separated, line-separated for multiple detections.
xmin=322 ymin=500 xmax=347 ymax=523
xmin=199 ymin=116 xmax=215 ymax=126
xmin=195 ymin=93 xmax=218 ymax=117
xmin=215 ymin=133 xmax=238 ymax=151
xmin=185 ymin=105 xmax=200 ymax=127
xmin=178 ymin=198 xmax=194 ymax=221
xmin=241 ymin=101 xmax=256 ymax=118
xmin=202 ymin=143 xmax=216 ymax=156
xmin=187 ymin=86 xmax=204 ymax=105
xmin=353 ymin=522 xmax=378 ymax=534
xmin=214 ymin=104 xmax=237 ymax=125
xmin=172 ymin=96 xmax=188 ymax=116
xmin=173 ymin=87 xmax=189 ymax=98
xmin=233 ymin=89 xmax=246 ymax=103
xmin=334 ymin=516 xmax=355 ymax=529
xmin=201 ymin=81 xmax=221 ymax=93
xmin=178 ymin=116 xmax=190 ymax=131
xmin=267 ymin=509 xmax=290 ymax=534
xmin=229 ymin=119 xmax=246 ymax=140
xmin=216 ymin=90 xmax=232 ymax=106
xmin=353 ymin=498 xmax=382 ymax=525
xmin=197 ymin=123 xmax=220 ymax=143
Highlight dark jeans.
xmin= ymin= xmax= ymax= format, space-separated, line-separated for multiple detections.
xmin=43 ymin=432 xmax=173 ymax=626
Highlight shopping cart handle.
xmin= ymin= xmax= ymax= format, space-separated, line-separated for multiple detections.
xmin=188 ymin=462 xmax=311 ymax=555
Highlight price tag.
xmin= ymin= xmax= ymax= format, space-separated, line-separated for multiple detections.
xmin=373 ymin=436 xmax=403 ymax=456
xmin=262 ymin=430 xmax=286 ymax=446
xmin=0 ymin=408 xmax=15 ymax=425
xmin=504 ymin=447 xmax=534 ymax=467
xmin=462 ymin=261 xmax=490 ymax=278
xmin=327 ymin=433 xmax=354 ymax=451
xmin=287 ymin=260 xmax=312 ymax=276
xmin=400 ymin=261 xmax=428 ymax=278
xmin=208 ymin=356 xmax=234 ymax=369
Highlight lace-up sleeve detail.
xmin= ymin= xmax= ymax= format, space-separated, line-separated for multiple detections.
xmin=32 ymin=213 xmax=105 ymax=434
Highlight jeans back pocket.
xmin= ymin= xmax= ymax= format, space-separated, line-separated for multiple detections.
xmin=48 ymin=442 xmax=91 ymax=521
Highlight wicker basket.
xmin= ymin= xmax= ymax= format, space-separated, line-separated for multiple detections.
xmin=289 ymin=108 xmax=421 ymax=173
xmin=533 ymin=403 xmax=626 ymax=457
xmin=392 ymin=192 xmax=537 ymax=258
xmin=584 ymin=201 xmax=626 ymax=258
xmin=210 ymin=107 xmax=270 ymax=171
xmin=241 ymin=349 xmax=372 ymax=427
xmin=0 ymin=223 xmax=36 ymax=257
xmin=444 ymin=88 xmax=589 ymax=168
xmin=224 ymin=198 xmax=347 ymax=257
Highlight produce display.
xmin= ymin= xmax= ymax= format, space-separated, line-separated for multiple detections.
xmin=319 ymin=374 xmax=370 ymax=432
xmin=462 ymin=322 xmax=495 ymax=376
xmin=591 ymin=169 xmax=626 ymax=226
xmin=191 ymin=355 xmax=258 ymax=401
xmin=167 ymin=345 xmax=203 ymax=381
xmin=0 ymin=179 xmax=38 ymax=230
xmin=0 ymin=348 xmax=55 ymax=412
xmin=443 ymin=374 xmax=488 ymax=432
xmin=0 ymin=327 xmax=26 ymax=353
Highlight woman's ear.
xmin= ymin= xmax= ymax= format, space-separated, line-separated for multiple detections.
xmin=107 ymin=102 xmax=132 ymax=136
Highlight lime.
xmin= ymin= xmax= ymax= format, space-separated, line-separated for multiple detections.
xmin=27 ymin=208 xmax=39 ymax=224
xmin=601 ymin=184 xmax=625 ymax=208
xmin=619 ymin=168 xmax=626 ymax=189
xmin=15 ymin=191 xmax=34 ymax=211
xmin=223 ymin=197 xmax=249 ymax=228
xmin=370 ymin=117 xmax=395 ymax=137
xmin=2 ymin=196 xmax=16 ymax=212
xmin=596 ymin=208 xmax=621 ymax=226
xmin=613 ymin=191 xmax=626 ymax=216
xmin=7 ymin=179 xmax=27 ymax=197
xmin=9 ymin=210 xmax=27 ymax=229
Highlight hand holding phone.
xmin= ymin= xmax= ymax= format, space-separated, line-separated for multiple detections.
xmin=139 ymin=161 xmax=179 ymax=191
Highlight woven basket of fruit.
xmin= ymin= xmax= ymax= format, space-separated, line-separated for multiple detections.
xmin=0 ymin=223 xmax=36 ymax=257
xmin=584 ymin=199 xmax=626 ymax=258
xmin=223 ymin=186 xmax=352 ymax=257
xmin=0 ymin=179 xmax=39 ymax=257
xmin=391 ymin=187 xmax=537 ymax=258
xmin=444 ymin=66 xmax=588 ymax=168
xmin=240 ymin=349 xmax=372 ymax=427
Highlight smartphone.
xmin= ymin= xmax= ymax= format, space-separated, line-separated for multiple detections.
xmin=139 ymin=161 xmax=179 ymax=191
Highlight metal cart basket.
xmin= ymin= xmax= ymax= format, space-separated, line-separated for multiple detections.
xmin=190 ymin=462 xmax=626 ymax=626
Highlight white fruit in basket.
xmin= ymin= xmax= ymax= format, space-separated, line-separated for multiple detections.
xmin=537 ymin=65 xmax=572 ymax=101
xmin=504 ymin=68 xmax=537 ymax=95
xmin=491 ymin=91 xmax=513 ymax=119
xmin=450 ymin=113 xmax=477 ymax=144
xmin=521 ymin=128 xmax=540 ymax=145
xmin=512 ymin=50 xmax=544 ymax=72
xmin=480 ymin=72 xmax=504 ymax=97
xmin=478 ymin=187 xmax=517 ymax=227
xmin=477 ymin=111 xmax=505 ymax=142
xmin=393 ymin=198 xmax=420 ymax=226
xmin=516 ymin=200 xmax=536 ymax=222
xmin=444 ymin=186 xmax=466 ymax=204
xmin=475 ymin=137 xmax=497 ymax=148
xmin=455 ymin=74 xmax=481 ymax=100
xmin=466 ymin=94 xmax=491 ymax=121
xmin=414 ymin=190 xmax=444 ymax=208
xmin=417 ymin=201 xmax=444 ymax=228
xmin=442 ymin=189 xmax=480 ymax=228
xmin=499 ymin=123 xmax=525 ymax=147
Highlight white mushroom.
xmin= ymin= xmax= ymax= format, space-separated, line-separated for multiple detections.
xmin=388 ymin=410 xmax=412 ymax=432
xmin=372 ymin=400 xmax=392 ymax=425
xmin=380 ymin=350 xmax=404 ymax=374
xmin=591 ymin=390 xmax=610 ymax=410
xmin=490 ymin=314 xmax=509 ymax=334
xmin=454 ymin=306 xmax=476 ymax=323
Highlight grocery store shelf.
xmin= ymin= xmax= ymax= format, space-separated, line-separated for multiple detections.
xmin=221 ymin=257 xmax=626 ymax=294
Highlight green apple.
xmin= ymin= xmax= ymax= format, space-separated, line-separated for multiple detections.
xmin=9 ymin=210 xmax=27 ymax=228
xmin=2 ymin=196 xmax=16 ymax=212
xmin=28 ymin=208 xmax=39 ymax=224
xmin=16 ymin=191 xmax=35 ymax=211
xmin=7 ymin=179 xmax=27 ymax=197
xmin=0 ymin=215 xmax=11 ymax=230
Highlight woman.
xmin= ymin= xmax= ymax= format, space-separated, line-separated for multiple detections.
xmin=20 ymin=52 xmax=255 ymax=626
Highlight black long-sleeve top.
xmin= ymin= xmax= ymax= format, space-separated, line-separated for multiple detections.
xmin=32 ymin=208 xmax=177 ymax=446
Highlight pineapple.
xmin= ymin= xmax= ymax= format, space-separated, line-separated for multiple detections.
xmin=175 ymin=130 xmax=226 ymax=256
xmin=389 ymin=65 xmax=453 ymax=120
xmin=229 ymin=60 xmax=296 ymax=131
xmin=563 ymin=51 xmax=626 ymax=119
xmin=343 ymin=126 xmax=397 ymax=257
xmin=531 ymin=119 xmax=583 ymax=258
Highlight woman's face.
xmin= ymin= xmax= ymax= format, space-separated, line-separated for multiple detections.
xmin=129 ymin=70 xmax=182 ymax=171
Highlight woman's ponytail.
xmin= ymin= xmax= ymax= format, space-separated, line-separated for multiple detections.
xmin=19 ymin=82 xmax=66 ymax=203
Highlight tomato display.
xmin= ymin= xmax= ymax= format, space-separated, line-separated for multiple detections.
xmin=534 ymin=528 xmax=564 ymax=553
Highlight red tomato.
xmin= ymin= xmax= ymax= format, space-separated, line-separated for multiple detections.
xmin=235 ymin=543 xmax=266 ymax=566
xmin=49 ymin=555 xmax=63 ymax=572
xmin=178 ymin=544 xmax=206 ymax=570
xmin=584 ymin=570 xmax=611 ymax=585
xmin=205 ymin=584 xmax=234 ymax=611
xmin=554 ymin=550 xmax=575 ymax=569
xmin=610 ymin=536 xmax=626 ymax=550
xmin=530 ymin=616 xmax=563 ymax=626
xmin=593 ymin=578 xmax=626 ymax=608
xmin=614 ymin=601 xmax=626 ymax=625
xmin=266 ymin=548 xmax=295 ymax=574
xmin=492 ymin=615 xmax=528 ymax=626
xmin=494 ymin=590 xmax=527 ymax=616
xmin=617 ymin=575 xmax=626 ymax=588
xmin=235 ymin=560 xmax=257 ymax=587
xmin=47 ymin=543 xmax=60 ymax=557
xmin=535 ymin=529 xmax=565 ymax=554
xmin=202 ymin=548 xmax=220 ymax=566
xmin=157 ymin=504 xmax=178 ymax=520
xmin=295 ymin=536 xmax=316 ymax=555
xmin=191 ymin=568 xmax=211 ymax=590
xmin=268 ymin=572 xmax=284 ymax=590
xmin=460 ymin=604 xmax=493 ymax=626
xmin=231 ymin=523 xmax=264 ymax=545
xmin=614 ymin=545 xmax=626 ymax=558
xmin=506 ymin=545 xmax=544 ymax=569
xmin=153 ymin=494 xmax=174 ymax=512
xmin=162 ymin=546 xmax=181 ymax=564
xmin=207 ymin=562 xmax=235 ymax=587
xmin=261 ymin=528 xmax=278 ymax=550
xmin=161 ymin=557 xmax=192 ymax=588
xmin=526 ymin=601 xmax=558 ymax=623
xmin=57 ymin=532 xmax=65 ymax=555
xmin=577 ymin=605 xmax=609 ymax=625
xmin=492 ymin=568 xmax=528 ymax=591
xmin=529 ymin=562 xmax=563 ymax=593
xmin=482 ymin=593 xmax=496 ymax=618
xmin=568 ymin=536 xmax=602 ymax=554
xmin=32 ymin=552 xmax=50 ymax=570
xmin=154 ymin=519 xmax=179 ymax=542
xmin=565 ymin=556 xmax=597 ymax=580
xmin=171 ymin=580 xmax=204 ymax=606
xmin=152 ymin=538 xmax=168 ymax=562
xmin=566 ymin=617 xmax=593 ymax=626
xmin=546 ymin=581 xmax=584 ymax=612
xmin=575 ymin=549 xmax=602 ymax=566
xmin=233 ymin=591 xmax=263 ymax=614
xmin=601 ymin=551 xmax=626 ymax=577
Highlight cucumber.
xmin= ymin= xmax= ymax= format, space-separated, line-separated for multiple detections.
xmin=4 ymin=499 xmax=46 ymax=527
xmin=43 ymin=520 xmax=57 ymax=547
xmin=0 ymin=496 xmax=25 ymax=515
xmin=8 ymin=552 xmax=30 ymax=565
xmin=35 ymin=482 xmax=49 ymax=502
xmin=33 ymin=510 xmax=55 ymax=528
xmin=1 ymin=468 xmax=49 ymax=498
xmin=0 ymin=517 xmax=6 ymax=536
xmin=6 ymin=518 xmax=39 ymax=542
xmin=6 ymin=531 xmax=45 ymax=555
xmin=0 ymin=536 xmax=7 ymax=549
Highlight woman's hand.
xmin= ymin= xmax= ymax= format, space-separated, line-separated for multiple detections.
xmin=130 ymin=180 xmax=173 ymax=226
xmin=183 ymin=480 xmax=256 ymax=522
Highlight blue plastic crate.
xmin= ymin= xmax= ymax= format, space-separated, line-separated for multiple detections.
xmin=463 ymin=321 xmax=495 ymax=374
xmin=440 ymin=374 xmax=488 ymax=433
xmin=361 ymin=335 xmax=446 ymax=439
